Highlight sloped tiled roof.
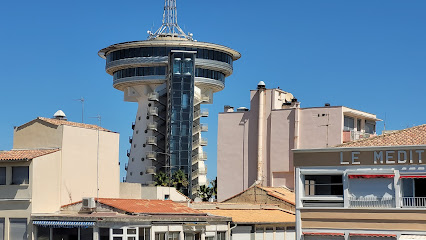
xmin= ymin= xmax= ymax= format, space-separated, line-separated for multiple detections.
xmin=200 ymin=209 xmax=295 ymax=223
xmin=97 ymin=198 xmax=204 ymax=215
xmin=18 ymin=117 xmax=114 ymax=133
xmin=222 ymin=185 xmax=295 ymax=205
xmin=0 ymin=149 xmax=60 ymax=161
xmin=337 ymin=124 xmax=426 ymax=147
xmin=258 ymin=186 xmax=295 ymax=205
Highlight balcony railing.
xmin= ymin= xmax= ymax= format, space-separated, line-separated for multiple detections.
xmin=146 ymin=151 xmax=157 ymax=161
xmin=147 ymin=122 xmax=158 ymax=131
xmin=148 ymin=107 xmax=158 ymax=117
xmin=146 ymin=166 xmax=156 ymax=175
xmin=349 ymin=196 xmax=395 ymax=208
xmin=402 ymin=197 xmax=426 ymax=208
xmin=192 ymin=167 xmax=208 ymax=179
xmin=146 ymin=136 xmax=157 ymax=146
xmin=343 ymin=130 xmax=375 ymax=143
xmin=148 ymin=92 xmax=159 ymax=101
xmin=194 ymin=109 xmax=209 ymax=119
xmin=200 ymin=138 xmax=208 ymax=146
xmin=192 ymin=153 xmax=207 ymax=164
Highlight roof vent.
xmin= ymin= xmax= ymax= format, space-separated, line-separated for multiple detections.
xmin=257 ymin=81 xmax=266 ymax=89
xmin=237 ymin=107 xmax=249 ymax=112
xmin=324 ymin=103 xmax=331 ymax=107
xmin=53 ymin=110 xmax=67 ymax=120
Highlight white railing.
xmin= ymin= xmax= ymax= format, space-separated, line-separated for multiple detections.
xmin=146 ymin=166 xmax=156 ymax=175
xmin=402 ymin=197 xmax=426 ymax=208
xmin=147 ymin=122 xmax=158 ymax=131
xmin=201 ymin=124 xmax=208 ymax=132
xmin=192 ymin=153 xmax=207 ymax=164
xmin=349 ymin=196 xmax=395 ymax=208
xmin=200 ymin=138 xmax=208 ymax=146
xmin=146 ymin=136 xmax=157 ymax=145
xmin=148 ymin=107 xmax=158 ymax=116
xmin=148 ymin=92 xmax=159 ymax=101
xmin=351 ymin=130 xmax=372 ymax=141
xmin=146 ymin=151 xmax=157 ymax=160
xmin=194 ymin=109 xmax=209 ymax=119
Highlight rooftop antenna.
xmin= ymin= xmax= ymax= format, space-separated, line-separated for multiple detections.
xmin=147 ymin=0 xmax=193 ymax=40
xmin=74 ymin=97 xmax=85 ymax=123
xmin=90 ymin=114 xmax=101 ymax=211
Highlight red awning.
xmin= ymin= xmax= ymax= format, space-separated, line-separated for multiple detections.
xmin=350 ymin=233 xmax=397 ymax=238
xmin=304 ymin=232 xmax=345 ymax=237
xmin=400 ymin=175 xmax=426 ymax=178
xmin=349 ymin=174 xmax=394 ymax=179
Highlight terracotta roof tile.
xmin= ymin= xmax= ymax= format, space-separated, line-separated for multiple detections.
xmin=258 ymin=186 xmax=295 ymax=205
xmin=31 ymin=117 xmax=114 ymax=132
xmin=337 ymin=124 xmax=426 ymax=147
xmin=200 ymin=209 xmax=295 ymax=223
xmin=97 ymin=198 xmax=204 ymax=215
xmin=0 ymin=149 xmax=60 ymax=161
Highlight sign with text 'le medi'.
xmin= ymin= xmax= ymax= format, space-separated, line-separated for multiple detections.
xmin=340 ymin=149 xmax=425 ymax=165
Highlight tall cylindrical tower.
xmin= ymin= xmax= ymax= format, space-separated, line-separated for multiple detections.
xmin=98 ymin=0 xmax=240 ymax=198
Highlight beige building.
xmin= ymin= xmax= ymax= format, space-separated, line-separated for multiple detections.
xmin=294 ymin=124 xmax=426 ymax=240
xmin=217 ymin=82 xmax=381 ymax=201
xmin=0 ymin=113 xmax=120 ymax=239
xmin=193 ymin=202 xmax=295 ymax=240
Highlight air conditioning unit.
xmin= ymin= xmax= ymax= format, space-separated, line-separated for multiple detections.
xmin=82 ymin=197 xmax=96 ymax=209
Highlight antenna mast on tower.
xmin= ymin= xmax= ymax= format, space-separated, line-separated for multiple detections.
xmin=147 ymin=0 xmax=193 ymax=40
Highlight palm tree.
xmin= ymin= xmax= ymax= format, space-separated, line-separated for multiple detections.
xmin=155 ymin=171 xmax=170 ymax=187
xmin=197 ymin=184 xmax=212 ymax=201
xmin=210 ymin=177 xmax=217 ymax=199
xmin=171 ymin=169 xmax=188 ymax=192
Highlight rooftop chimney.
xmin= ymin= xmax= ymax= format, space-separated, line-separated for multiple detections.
xmin=257 ymin=81 xmax=266 ymax=89
xmin=53 ymin=110 xmax=67 ymax=120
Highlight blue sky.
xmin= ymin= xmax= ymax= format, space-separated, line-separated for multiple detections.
xmin=1 ymin=0 xmax=425 ymax=182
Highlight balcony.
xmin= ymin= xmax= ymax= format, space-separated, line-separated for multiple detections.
xmin=200 ymin=138 xmax=208 ymax=146
xmin=349 ymin=196 xmax=395 ymax=208
xmin=146 ymin=166 xmax=156 ymax=175
xmin=125 ymin=163 xmax=128 ymax=171
xmin=129 ymin=137 xmax=133 ymax=144
xmin=192 ymin=153 xmax=207 ymax=164
xmin=132 ymin=122 xmax=135 ymax=130
xmin=402 ymin=197 xmax=426 ymax=208
xmin=126 ymin=150 xmax=130 ymax=157
xmin=146 ymin=136 xmax=157 ymax=146
xmin=343 ymin=130 xmax=375 ymax=143
xmin=148 ymin=107 xmax=158 ymax=117
xmin=192 ymin=167 xmax=208 ymax=179
xmin=148 ymin=92 xmax=159 ymax=101
xmin=194 ymin=109 xmax=209 ymax=119
xmin=146 ymin=151 xmax=157 ymax=161
xmin=147 ymin=122 xmax=158 ymax=131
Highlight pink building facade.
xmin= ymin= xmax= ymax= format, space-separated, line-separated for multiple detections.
xmin=217 ymin=83 xmax=381 ymax=201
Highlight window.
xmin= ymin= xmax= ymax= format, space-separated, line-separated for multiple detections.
xmin=304 ymin=175 xmax=343 ymax=196
xmin=344 ymin=116 xmax=355 ymax=131
xmin=168 ymin=232 xmax=179 ymax=240
xmin=12 ymin=167 xmax=29 ymax=185
xmin=0 ymin=167 xmax=5 ymax=185
xmin=36 ymin=226 xmax=49 ymax=240
xmin=357 ymin=119 xmax=362 ymax=131
xmin=365 ymin=120 xmax=376 ymax=134
xmin=100 ymin=228 xmax=110 ymax=240
xmin=217 ymin=232 xmax=226 ymax=240
xmin=9 ymin=218 xmax=27 ymax=240
xmin=139 ymin=228 xmax=150 ymax=240
xmin=155 ymin=232 xmax=166 ymax=240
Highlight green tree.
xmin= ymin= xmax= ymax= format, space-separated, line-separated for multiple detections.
xmin=171 ymin=169 xmax=189 ymax=192
xmin=197 ymin=184 xmax=212 ymax=201
xmin=154 ymin=171 xmax=170 ymax=187
xmin=211 ymin=177 xmax=217 ymax=198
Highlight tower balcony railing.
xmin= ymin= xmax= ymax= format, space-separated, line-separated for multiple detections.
xmin=402 ymin=197 xmax=426 ymax=208
xmin=192 ymin=153 xmax=207 ymax=164
xmin=192 ymin=167 xmax=208 ymax=179
xmin=147 ymin=122 xmax=158 ymax=131
xmin=127 ymin=150 xmax=131 ymax=157
xmin=146 ymin=166 xmax=156 ymax=175
xmin=129 ymin=137 xmax=133 ymax=144
xmin=132 ymin=122 xmax=135 ymax=130
xmin=146 ymin=136 xmax=157 ymax=146
xmin=194 ymin=109 xmax=209 ymax=119
xmin=200 ymin=138 xmax=208 ymax=146
xmin=146 ymin=151 xmax=157 ymax=161
xmin=194 ymin=96 xmax=210 ymax=105
xmin=148 ymin=92 xmax=159 ymax=101
xmin=124 ymin=163 xmax=128 ymax=171
xmin=201 ymin=124 xmax=208 ymax=132
xmin=193 ymin=124 xmax=208 ymax=134
xmin=148 ymin=107 xmax=158 ymax=117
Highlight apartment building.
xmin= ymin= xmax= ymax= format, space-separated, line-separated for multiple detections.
xmin=294 ymin=124 xmax=426 ymax=240
xmin=217 ymin=82 xmax=381 ymax=201
xmin=0 ymin=112 xmax=120 ymax=239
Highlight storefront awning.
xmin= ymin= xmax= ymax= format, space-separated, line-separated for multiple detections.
xmin=400 ymin=235 xmax=426 ymax=240
xmin=400 ymin=175 xmax=426 ymax=178
xmin=33 ymin=221 xmax=95 ymax=228
xmin=303 ymin=232 xmax=344 ymax=236
xmin=350 ymin=233 xmax=397 ymax=238
xmin=348 ymin=174 xmax=394 ymax=179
